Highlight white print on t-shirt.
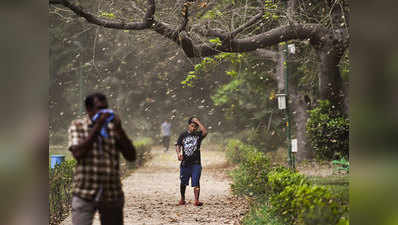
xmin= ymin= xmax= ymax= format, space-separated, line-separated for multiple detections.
xmin=183 ymin=135 xmax=199 ymax=157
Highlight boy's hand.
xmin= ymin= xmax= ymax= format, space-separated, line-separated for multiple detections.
xmin=177 ymin=153 xmax=183 ymax=161
xmin=192 ymin=117 xmax=200 ymax=124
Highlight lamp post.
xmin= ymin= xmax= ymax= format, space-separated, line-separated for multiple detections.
xmin=279 ymin=0 xmax=296 ymax=171
xmin=276 ymin=42 xmax=296 ymax=169
xmin=284 ymin=44 xmax=293 ymax=169
xmin=287 ymin=44 xmax=296 ymax=169
xmin=270 ymin=0 xmax=297 ymax=169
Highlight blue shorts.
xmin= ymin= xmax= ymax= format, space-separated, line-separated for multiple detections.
xmin=180 ymin=164 xmax=202 ymax=187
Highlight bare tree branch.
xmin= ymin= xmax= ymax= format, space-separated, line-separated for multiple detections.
xmin=179 ymin=23 xmax=330 ymax=57
xmin=177 ymin=1 xmax=191 ymax=32
xmin=230 ymin=11 xmax=264 ymax=38
xmin=50 ymin=0 xmax=63 ymax=4
xmin=152 ymin=21 xmax=180 ymax=44
xmin=199 ymin=27 xmax=229 ymax=39
xmin=50 ymin=0 xmax=155 ymax=30
xmin=49 ymin=0 xmax=340 ymax=59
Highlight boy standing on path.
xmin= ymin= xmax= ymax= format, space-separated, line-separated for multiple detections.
xmin=68 ymin=93 xmax=136 ymax=225
xmin=176 ymin=117 xmax=207 ymax=206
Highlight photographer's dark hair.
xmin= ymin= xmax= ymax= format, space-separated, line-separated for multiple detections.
xmin=84 ymin=93 xmax=107 ymax=109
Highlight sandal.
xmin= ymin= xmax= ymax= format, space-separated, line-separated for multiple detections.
xmin=178 ymin=200 xmax=186 ymax=205
xmin=194 ymin=201 xmax=203 ymax=206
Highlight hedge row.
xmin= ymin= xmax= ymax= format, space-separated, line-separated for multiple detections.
xmin=49 ymin=137 xmax=153 ymax=225
xmin=225 ymin=139 xmax=349 ymax=225
xmin=49 ymin=160 xmax=75 ymax=225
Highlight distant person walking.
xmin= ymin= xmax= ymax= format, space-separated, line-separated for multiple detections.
xmin=68 ymin=93 xmax=136 ymax=225
xmin=161 ymin=119 xmax=172 ymax=152
xmin=175 ymin=117 xmax=207 ymax=206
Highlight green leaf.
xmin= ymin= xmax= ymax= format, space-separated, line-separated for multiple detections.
xmin=226 ymin=70 xmax=237 ymax=77
xmin=209 ymin=37 xmax=222 ymax=46
xmin=100 ymin=11 xmax=116 ymax=19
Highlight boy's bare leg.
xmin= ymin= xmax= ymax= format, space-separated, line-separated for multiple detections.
xmin=193 ymin=187 xmax=203 ymax=206
xmin=179 ymin=184 xmax=186 ymax=205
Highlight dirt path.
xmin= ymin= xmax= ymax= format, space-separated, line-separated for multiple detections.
xmin=61 ymin=146 xmax=248 ymax=225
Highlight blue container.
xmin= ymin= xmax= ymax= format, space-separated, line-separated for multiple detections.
xmin=50 ymin=155 xmax=65 ymax=169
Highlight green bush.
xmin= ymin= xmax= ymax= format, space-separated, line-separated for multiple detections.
xmin=234 ymin=161 xmax=348 ymax=225
xmin=306 ymin=100 xmax=350 ymax=160
xmin=295 ymin=184 xmax=345 ymax=225
xmin=268 ymin=185 xmax=298 ymax=224
xmin=267 ymin=167 xmax=308 ymax=194
xmin=226 ymin=137 xmax=349 ymax=225
xmin=268 ymin=181 xmax=348 ymax=225
xmin=230 ymin=142 xmax=271 ymax=198
xmin=242 ymin=202 xmax=285 ymax=225
xmin=49 ymin=160 xmax=76 ymax=225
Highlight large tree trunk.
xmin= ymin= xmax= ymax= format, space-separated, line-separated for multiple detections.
xmin=318 ymin=49 xmax=346 ymax=112
xmin=291 ymin=94 xmax=312 ymax=161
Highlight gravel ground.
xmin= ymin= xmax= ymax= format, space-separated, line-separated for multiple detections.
xmin=61 ymin=146 xmax=248 ymax=225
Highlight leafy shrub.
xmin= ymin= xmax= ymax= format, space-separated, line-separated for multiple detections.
xmin=268 ymin=185 xmax=298 ymax=224
xmin=296 ymin=185 xmax=343 ymax=224
xmin=49 ymin=160 xmax=76 ymax=225
xmin=230 ymin=142 xmax=271 ymax=198
xmin=226 ymin=137 xmax=349 ymax=225
xmin=267 ymin=167 xmax=308 ymax=194
xmin=242 ymin=202 xmax=285 ymax=225
xmin=234 ymin=161 xmax=348 ymax=225
xmin=336 ymin=216 xmax=350 ymax=225
xmin=269 ymin=183 xmax=347 ymax=225
xmin=306 ymin=100 xmax=349 ymax=160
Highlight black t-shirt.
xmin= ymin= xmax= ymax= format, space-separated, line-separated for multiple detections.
xmin=176 ymin=130 xmax=205 ymax=166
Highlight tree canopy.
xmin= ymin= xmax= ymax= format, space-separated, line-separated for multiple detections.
xmin=49 ymin=0 xmax=350 ymax=159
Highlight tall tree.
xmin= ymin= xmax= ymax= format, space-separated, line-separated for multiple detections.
xmin=49 ymin=0 xmax=350 ymax=159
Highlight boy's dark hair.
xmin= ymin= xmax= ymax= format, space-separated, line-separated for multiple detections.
xmin=187 ymin=117 xmax=198 ymax=125
xmin=84 ymin=93 xmax=107 ymax=109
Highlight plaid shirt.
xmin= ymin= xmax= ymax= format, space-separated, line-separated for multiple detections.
xmin=68 ymin=116 xmax=124 ymax=202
